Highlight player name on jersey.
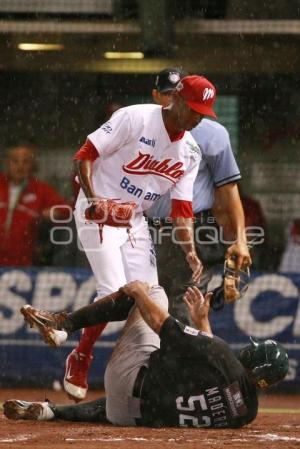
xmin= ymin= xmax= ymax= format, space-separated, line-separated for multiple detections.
xmin=205 ymin=386 xmax=228 ymax=427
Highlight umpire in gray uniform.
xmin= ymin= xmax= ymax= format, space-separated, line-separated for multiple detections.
xmin=148 ymin=68 xmax=251 ymax=324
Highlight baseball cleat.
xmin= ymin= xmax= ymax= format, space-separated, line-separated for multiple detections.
xmin=63 ymin=350 xmax=93 ymax=401
xmin=3 ymin=400 xmax=55 ymax=421
xmin=20 ymin=305 xmax=68 ymax=347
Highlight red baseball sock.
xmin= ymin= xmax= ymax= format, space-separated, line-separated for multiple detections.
xmin=76 ymin=323 xmax=107 ymax=357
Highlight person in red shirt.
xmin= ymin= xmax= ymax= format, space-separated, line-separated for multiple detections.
xmin=0 ymin=144 xmax=68 ymax=266
xmin=241 ymin=195 xmax=266 ymax=232
xmin=239 ymin=191 xmax=267 ymax=269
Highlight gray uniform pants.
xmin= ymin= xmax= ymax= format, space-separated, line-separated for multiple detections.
xmin=104 ymin=285 xmax=168 ymax=426
xmin=153 ymin=219 xmax=226 ymax=325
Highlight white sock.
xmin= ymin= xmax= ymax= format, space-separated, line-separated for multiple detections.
xmin=38 ymin=402 xmax=55 ymax=421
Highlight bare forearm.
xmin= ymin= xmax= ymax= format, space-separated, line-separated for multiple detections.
xmin=212 ymin=184 xmax=246 ymax=242
xmin=193 ymin=317 xmax=212 ymax=335
xmin=212 ymin=184 xmax=251 ymax=267
xmin=173 ymin=217 xmax=203 ymax=282
xmin=172 ymin=217 xmax=195 ymax=254
xmin=74 ymin=159 xmax=96 ymax=203
xmin=229 ymin=193 xmax=246 ymax=242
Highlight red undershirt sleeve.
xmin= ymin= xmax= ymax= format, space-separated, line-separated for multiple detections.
xmin=73 ymin=139 xmax=99 ymax=162
xmin=171 ymin=199 xmax=194 ymax=218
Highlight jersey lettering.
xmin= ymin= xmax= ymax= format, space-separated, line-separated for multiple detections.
xmin=175 ymin=389 xmax=229 ymax=428
xmin=205 ymin=387 xmax=228 ymax=427
xmin=120 ymin=176 xmax=161 ymax=202
xmin=144 ymin=191 xmax=161 ymax=201
xmin=206 ymin=386 xmax=219 ymax=396
xmin=100 ymin=122 xmax=112 ymax=134
xmin=176 ymin=394 xmax=207 ymax=411
xmin=183 ymin=325 xmax=199 ymax=336
xmin=120 ymin=177 xmax=143 ymax=198
xmin=224 ymin=381 xmax=248 ymax=418
xmin=208 ymin=395 xmax=222 ymax=404
xmin=139 ymin=136 xmax=156 ymax=148
xmin=123 ymin=151 xmax=184 ymax=182
xmin=179 ymin=414 xmax=211 ymax=428
xmin=176 ymin=394 xmax=211 ymax=428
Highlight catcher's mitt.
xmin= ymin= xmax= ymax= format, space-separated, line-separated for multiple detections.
xmin=210 ymin=257 xmax=250 ymax=311
xmin=85 ymin=199 xmax=137 ymax=243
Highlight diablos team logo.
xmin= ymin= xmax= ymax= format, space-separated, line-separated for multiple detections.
xmin=123 ymin=151 xmax=184 ymax=182
xmin=203 ymin=88 xmax=214 ymax=101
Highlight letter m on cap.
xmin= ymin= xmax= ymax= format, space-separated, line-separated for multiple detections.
xmin=203 ymin=88 xmax=214 ymax=101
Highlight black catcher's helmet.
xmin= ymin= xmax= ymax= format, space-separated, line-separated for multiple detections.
xmin=238 ymin=337 xmax=289 ymax=389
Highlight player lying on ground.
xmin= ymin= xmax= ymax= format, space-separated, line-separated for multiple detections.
xmin=4 ymin=281 xmax=288 ymax=428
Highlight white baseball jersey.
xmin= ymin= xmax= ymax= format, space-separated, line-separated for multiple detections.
xmin=76 ymin=104 xmax=201 ymax=214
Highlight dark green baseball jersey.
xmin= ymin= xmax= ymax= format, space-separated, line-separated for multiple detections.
xmin=140 ymin=316 xmax=258 ymax=428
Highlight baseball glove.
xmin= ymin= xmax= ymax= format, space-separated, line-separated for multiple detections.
xmin=210 ymin=257 xmax=250 ymax=311
xmin=85 ymin=199 xmax=137 ymax=242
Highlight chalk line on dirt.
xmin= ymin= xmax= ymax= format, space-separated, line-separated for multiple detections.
xmin=259 ymin=407 xmax=300 ymax=414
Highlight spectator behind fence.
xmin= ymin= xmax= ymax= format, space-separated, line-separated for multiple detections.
xmin=0 ymin=144 xmax=68 ymax=266
xmin=279 ymin=218 xmax=300 ymax=273
xmin=240 ymin=192 xmax=267 ymax=235
xmin=239 ymin=189 xmax=267 ymax=269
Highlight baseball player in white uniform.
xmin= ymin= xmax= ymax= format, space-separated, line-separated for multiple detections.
xmin=64 ymin=75 xmax=217 ymax=401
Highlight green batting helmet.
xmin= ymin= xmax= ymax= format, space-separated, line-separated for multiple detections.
xmin=238 ymin=337 xmax=289 ymax=389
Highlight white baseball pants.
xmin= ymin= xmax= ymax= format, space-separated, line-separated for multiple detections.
xmin=74 ymin=205 xmax=158 ymax=297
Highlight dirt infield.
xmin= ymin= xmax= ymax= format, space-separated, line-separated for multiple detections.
xmin=0 ymin=389 xmax=300 ymax=449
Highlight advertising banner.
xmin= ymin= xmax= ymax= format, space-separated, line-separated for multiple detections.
xmin=0 ymin=268 xmax=299 ymax=389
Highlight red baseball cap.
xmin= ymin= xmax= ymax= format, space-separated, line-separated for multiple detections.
xmin=175 ymin=75 xmax=217 ymax=118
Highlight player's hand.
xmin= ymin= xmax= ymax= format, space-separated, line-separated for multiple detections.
xmin=226 ymin=241 xmax=252 ymax=269
xmin=121 ymin=281 xmax=150 ymax=299
xmin=183 ymin=286 xmax=211 ymax=322
xmin=186 ymin=251 xmax=203 ymax=284
xmin=85 ymin=198 xmax=100 ymax=219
